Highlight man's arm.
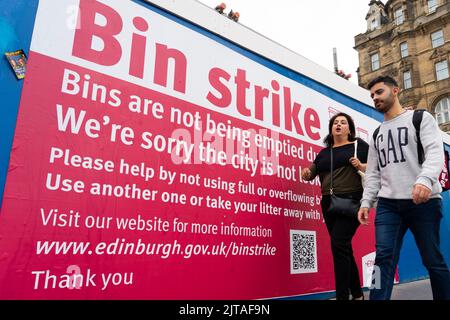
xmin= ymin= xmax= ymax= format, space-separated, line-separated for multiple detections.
xmin=413 ymin=112 xmax=445 ymax=203
xmin=360 ymin=135 xmax=381 ymax=209
xmin=416 ymin=112 xmax=444 ymax=188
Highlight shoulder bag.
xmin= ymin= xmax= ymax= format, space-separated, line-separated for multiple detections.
xmin=354 ymin=139 xmax=366 ymax=187
xmin=327 ymin=144 xmax=360 ymax=219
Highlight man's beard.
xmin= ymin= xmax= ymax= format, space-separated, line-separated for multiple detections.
xmin=375 ymin=91 xmax=394 ymax=113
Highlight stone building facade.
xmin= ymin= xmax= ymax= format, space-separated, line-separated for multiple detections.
xmin=355 ymin=0 xmax=450 ymax=132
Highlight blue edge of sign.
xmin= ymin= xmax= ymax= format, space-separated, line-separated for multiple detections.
xmin=0 ymin=0 xmax=448 ymax=300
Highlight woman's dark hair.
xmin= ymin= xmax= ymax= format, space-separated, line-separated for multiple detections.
xmin=323 ymin=112 xmax=356 ymax=147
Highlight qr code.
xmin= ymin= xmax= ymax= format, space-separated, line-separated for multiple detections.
xmin=290 ymin=230 xmax=317 ymax=274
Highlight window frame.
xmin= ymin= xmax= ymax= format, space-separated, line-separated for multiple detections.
xmin=394 ymin=7 xmax=404 ymax=25
xmin=431 ymin=29 xmax=444 ymax=48
xmin=435 ymin=60 xmax=449 ymax=81
xmin=400 ymin=42 xmax=409 ymax=58
xmin=435 ymin=96 xmax=450 ymax=125
xmin=403 ymin=70 xmax=412 ymax=89
xmin=428 ymin=0 xmax=438 ymax=13
xmin=371 ymin=18 xmax=379 ymax=30
xmin=371 ymin=53 xmax=380 ymax=71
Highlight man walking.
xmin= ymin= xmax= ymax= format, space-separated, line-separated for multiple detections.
xmin=358 ymin=75 xmax=450 ymax=300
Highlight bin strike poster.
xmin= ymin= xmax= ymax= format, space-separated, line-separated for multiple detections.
xmin=0 ymin=0 xmax=379 ymax=299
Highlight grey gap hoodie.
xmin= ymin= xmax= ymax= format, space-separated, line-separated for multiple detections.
xmin=361 ymin=110 xmax=444 ymax=209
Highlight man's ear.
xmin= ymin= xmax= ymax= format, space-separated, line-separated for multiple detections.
xmin=392 ymin=86 xmax=400 ymax=95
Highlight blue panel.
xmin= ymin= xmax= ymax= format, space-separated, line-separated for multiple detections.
xmin=398 ymin=231 xmax=428 ymax=281
xmin=438 ymin=191 xmax=450 ymax=264
xmin=399 ymin=192 xmax=450 ymax=282
xmin=0 ymin=0 xmax=39 ymax=205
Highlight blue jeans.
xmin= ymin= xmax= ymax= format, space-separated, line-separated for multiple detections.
xmin=370 ymin=198 xmax=450 ymax=300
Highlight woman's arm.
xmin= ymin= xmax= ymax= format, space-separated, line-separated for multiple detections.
xmin=301 ymin=163 xmax=317 ymax=181
xmin=351 ymin=138 xmax=369 ymax=172
xmin=349 ymin=158 xmax=367 ymax=172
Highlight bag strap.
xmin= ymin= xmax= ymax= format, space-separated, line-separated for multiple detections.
xmin=354 ymin=139 xmax=358 ymax=158
xmin=413 ymin=109 xmax=425 ymax=165
xmin=330 ymin=147 xmax=334 ymax=195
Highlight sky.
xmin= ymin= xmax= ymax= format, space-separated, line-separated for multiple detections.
xmin=197 ymin=0 xmax=378 ymax=84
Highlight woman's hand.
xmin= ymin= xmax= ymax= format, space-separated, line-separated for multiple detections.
xmin=301 ymin=167 xmax=312 ymax=180
xmin=350 ymin=157 xmax=367 ymax=172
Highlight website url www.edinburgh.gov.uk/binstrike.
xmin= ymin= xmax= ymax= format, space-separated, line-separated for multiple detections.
xmin=35 ymin=239 xmax=277 ymax=258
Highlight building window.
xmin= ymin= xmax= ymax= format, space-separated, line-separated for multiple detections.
xmin=436 ymin=60 xmax=449 ymax=81
xmin=371 ymin=53 xmax=380 ymax=71
xmin=400 ymin=42 xmax=409 ymax=58
xmin=435 ymin=97 xmax=450 ymax=125
xmin=431 ymin=30 xmax=444 ymax=48
xmin=394 ymin=8 xmax=404 ymax=25
xmin=428 ymin=0 xmax=438 ymax=13
xmin=371 ymin=19 xmax=379 ymax=30
xmin=403 ymin=70 xmax=412 ymax=89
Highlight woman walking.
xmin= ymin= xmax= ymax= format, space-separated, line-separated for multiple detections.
xmin=301 ymin=112 xmax=368 ymax=300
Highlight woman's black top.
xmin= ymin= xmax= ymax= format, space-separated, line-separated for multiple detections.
xmin=310 ymin=138 xmax=369 ymax=196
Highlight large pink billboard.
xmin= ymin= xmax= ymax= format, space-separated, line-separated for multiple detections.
xmin=0 ymin=0 xmax=378 ymax=299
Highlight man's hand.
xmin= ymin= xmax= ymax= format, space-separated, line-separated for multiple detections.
xmin=301 ymin=168 xmax=312 ymax=180
xmin=412 ymin=184 xmax=432 ymax=205
xmin=358 ymin=207 xmax=370 ymax=225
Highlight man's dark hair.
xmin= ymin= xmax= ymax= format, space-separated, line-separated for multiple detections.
xmin=367 ymin=76 xmax=399 ymax=90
